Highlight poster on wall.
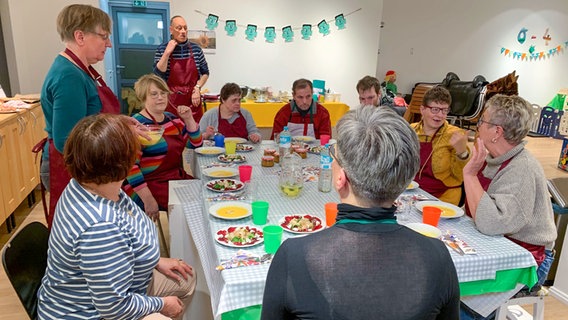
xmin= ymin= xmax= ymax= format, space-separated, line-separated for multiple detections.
xmin=189 ymin=30 xmax=216 ymax=54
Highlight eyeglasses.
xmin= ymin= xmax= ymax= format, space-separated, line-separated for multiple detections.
xmin=477 ymin=118 xmax=501 ymax=127
xmin=90 ymin=32 xmax=110 ymax=41
xmin=423 ymin=105 xmax=450 ymax=114
xmin=329 ymin=143 xmax=340 ymax=165
xmin=173 ymin=25 xmax=188 ymax=32
xmin=149 ymin=91 xmax=168 ymax=99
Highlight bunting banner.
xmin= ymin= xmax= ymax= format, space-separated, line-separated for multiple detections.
xmin=500 ymin=41 xmax=567 ymax=61
xmin=194 ymin=8 xmax=361 ymax=43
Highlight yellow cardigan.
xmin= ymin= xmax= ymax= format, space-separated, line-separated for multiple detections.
xmin=411 ymin=121 xmax=470 ymax=205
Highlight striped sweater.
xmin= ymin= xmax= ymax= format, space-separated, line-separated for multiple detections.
xmin=38 ymin=179 xmax=163 ymax=319
xmin=153 ymin=40 xmax=209 ymax=81
xmin=125 ymin=112 xmax=202 ymax=201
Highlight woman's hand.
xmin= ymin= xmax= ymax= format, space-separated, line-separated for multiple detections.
xmin=204 ymin=125 xmax=216 ymax=140
xmin=136 ymin=187 xmax=160 ymax=221
xmin=191 ymin=87 xmax=201 ymax=107
xmin=450 ymin=129 xmax=469 ymax=155
xmin=249 ymin=133 xmax=261 ymax=143
xmin=178 ymin=105 xmax=199 ymax=132
xmin=156 ymin=257 xmax=194 ymax=282
xmin=160 ymin=296 xmax=184 ymax=319
xmin=463 ymin=138 xmax=487 ymax=177
xmin=128 ymin=117 xmax=151 ymax=141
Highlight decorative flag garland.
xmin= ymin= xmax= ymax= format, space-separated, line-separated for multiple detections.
xmin=196 ymin=8 xmax=361 ymax=43
xmin=501 ymin=26 xmax=566 ymax=61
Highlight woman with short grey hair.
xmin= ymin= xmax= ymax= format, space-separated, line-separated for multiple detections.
xmin=262 ymin=106 xmax=460 ymax=319
xmin=461 ymin=94 xmax=557 ymax=320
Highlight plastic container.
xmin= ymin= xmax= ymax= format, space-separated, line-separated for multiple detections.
xmin=278 ymin=126 xmax=291 ymax=156
xmin=318 ymin=144 xmax=332 ymax=192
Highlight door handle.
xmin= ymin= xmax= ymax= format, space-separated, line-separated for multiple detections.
xmin=116 ymin=65 xmax=126 ymax=69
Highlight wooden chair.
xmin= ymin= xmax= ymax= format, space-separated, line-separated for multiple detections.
xmin=403 ymin=83 xmax=435 ymax=123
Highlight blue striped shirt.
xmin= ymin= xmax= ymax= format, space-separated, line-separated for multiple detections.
xmin=38 ymin=179 xmax=163 ymax=319
xmin=153 ymin=40 xmax=210 ymax=81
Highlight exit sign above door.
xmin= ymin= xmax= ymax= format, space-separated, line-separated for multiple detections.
xmin=132 ymin=1 xmax=147 ymax=7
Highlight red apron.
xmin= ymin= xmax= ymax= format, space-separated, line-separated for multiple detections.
xmin=415 ymin=134 xmax=449 ymax=199
xmin=167 ymin=43 xmax=202 ymax=121
xmin=466 ymin=159 xmax=545 ymax=264
xmin=46 ymin=50 xmax=121 ymax=229
xmin=217 ymin=110 xmax=248 ymax=139
xmin=143 ymin=116 xmax=190 ymax=210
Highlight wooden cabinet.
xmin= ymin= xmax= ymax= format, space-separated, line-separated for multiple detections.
xmin=0 ymin=103 xmax=46 ymax=226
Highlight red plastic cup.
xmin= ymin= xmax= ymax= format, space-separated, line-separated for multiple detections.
xmin=238 ymin=165 xmax=253 ymax=182
xmin=320 ymin=134 xmax=331 ymax=146
xmin=422 ymin=206 xmax=442 ymax=227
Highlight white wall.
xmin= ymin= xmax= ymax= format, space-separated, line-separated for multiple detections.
xmin=174 ymin=0 xmax=382 ymax=108
xmin=0 ymin=0 xmax=382 ymax=109
xmin=378 ymin=0 xmax=568 ymax=106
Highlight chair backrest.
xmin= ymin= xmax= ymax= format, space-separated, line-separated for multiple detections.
xmin=1 ymin=222 xmax=49 ymax=320
xmin=403 ymin=83 xmax=435 ymax=123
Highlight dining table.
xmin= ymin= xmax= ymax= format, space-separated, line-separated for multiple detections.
xmin=168 ymin=139 xmax=538 ymax=319
xmin=202 ymin=99 xmax=350 ymax=128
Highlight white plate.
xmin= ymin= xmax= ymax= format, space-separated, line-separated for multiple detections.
xmin=292 ymin=135 xmax=316 ymax=143
xmin=209 ymin=202 xmax=252 ymax=220
xmin=202 ymin=167 xmax=239 ymax=178
xmin=215 ymin=225 xmax=264 ymax=248
xmin=206 ymin=179 xmax=245 ymax=193
xmin=218 ymin=154 xmax=247 ymax=163
xmin=406 ymin=223 xmax=442 ymax=238
xmin=279 ymin=214 xmax=325 ymax=234
xmin=236 ymin=144 xmax=255 ymax=152
xmin=407 ymin=181 xmax=419 ymax=190
xmin=415 ymin=201 xmax=464 ymax=219
xmin=224 ymin=137 xmax=248 ymax=144
xmin=195 ymin=146 xmax=225 ymax=156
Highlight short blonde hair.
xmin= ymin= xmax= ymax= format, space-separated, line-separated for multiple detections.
xmin=134 ymin=74 xmax=171 ymax=102
xmin=57 ymin=4 xmax=111 ymax=42
xmin=484 ymin=94 xmax=533 ymax=145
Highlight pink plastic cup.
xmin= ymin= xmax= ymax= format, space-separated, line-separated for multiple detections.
xmin=320 ymin=134 xmax=331 ymax=146
xmin=238 ymin=165 xmax=253 ymax=182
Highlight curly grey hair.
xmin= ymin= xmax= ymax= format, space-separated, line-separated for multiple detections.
xmin=484 ymin=94 xmax=533 ymax=145
xmin=335 ymin=106 xmax=420 ymax=205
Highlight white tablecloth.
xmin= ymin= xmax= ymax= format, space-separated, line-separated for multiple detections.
xmin=171 ymin=141 xmax=537 ymax=318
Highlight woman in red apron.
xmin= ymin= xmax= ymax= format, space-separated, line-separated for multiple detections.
xmin=460 ymin=95 xmax=556 ymax=320
xmin=122 ymin=74 xmax=202 ymax=219
xmin=411 ymin=86 xmax=469 ymax=206
xmin=40 ymin=5 xmax=122 ymax=228
xmin=200 ymin=83 xmax=262 ymax=142
xmin=154 ymin=16 xmax=209 ymax=122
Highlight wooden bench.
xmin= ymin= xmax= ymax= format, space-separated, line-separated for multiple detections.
xmin=403 ymin=83 xmax=435 ymax=123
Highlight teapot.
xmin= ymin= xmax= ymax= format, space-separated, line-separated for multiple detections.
xmin=278 ymin=152 xmax=303 ymax=198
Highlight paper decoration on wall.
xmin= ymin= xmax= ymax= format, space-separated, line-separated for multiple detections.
xmin=282 ymin=26 xmax=294 ymax=42
xmin=543 ymin=28 xmax=551 ymax=46
xmin=301 ymin=24 xmax=312 ymax=40
xmin=318 ymin=20 xmax=330 ymax=36
xmin=500 ymin=41 xmax=567 ymax=61
xmin=193 ymin=8 xmax=361 ymax=43
xmin=264 ymin=27 xmax=276 ymax=43
xmin=245 ymin=25 xmax=257 ymax=41
xmin=205 ymin=14 xmax=219 ymax=30
xmin=501 ymin=25 xmax=565 ymax=61
xmin=335 ymin=14 xmax=346 ymax=30
xmin=225 ymin=20 xmax=237 ymax=36
xmin=517 ymin=28 xmax=527 ymax=44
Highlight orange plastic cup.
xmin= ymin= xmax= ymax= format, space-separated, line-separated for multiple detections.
xmin=422 ymin=206 xmax=442 ymax=227
xmin=325 ymin=202 xmax=338 ymax=227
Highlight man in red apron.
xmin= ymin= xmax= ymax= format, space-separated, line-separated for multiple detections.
xmin=154 ymin=15 xmax=210 ymax=122
xmin=271 ymin=79 xmax=331 ymax=139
